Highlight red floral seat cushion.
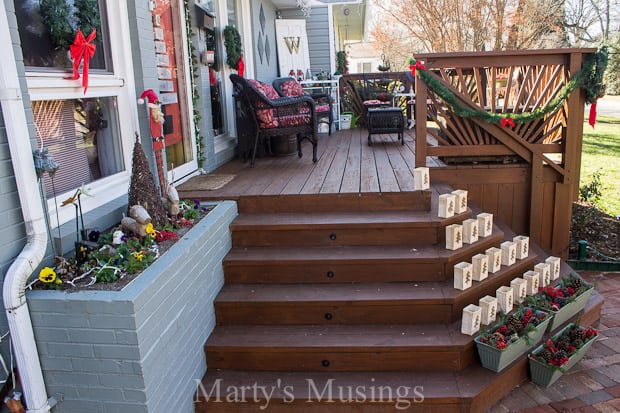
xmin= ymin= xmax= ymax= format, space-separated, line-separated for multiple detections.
xmin=363 ymin=99 xmax=388 ymax=106
xmin=280 ymin=80 xmax=305 ymax=97
xmin=316 ymin=104 xmax=330 ymax=113
xmin=277 ymin=114 xmax=311 ymax=128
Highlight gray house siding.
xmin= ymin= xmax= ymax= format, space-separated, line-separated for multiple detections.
xmin=279 ymin=6 xmax=331 ymax=76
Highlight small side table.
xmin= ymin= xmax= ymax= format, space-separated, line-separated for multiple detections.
xmin=367 ymin=107 xmax=405 ymax=146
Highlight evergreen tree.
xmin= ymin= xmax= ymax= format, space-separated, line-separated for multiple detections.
xmin=127 ymin=134 xmax=168 ymax=227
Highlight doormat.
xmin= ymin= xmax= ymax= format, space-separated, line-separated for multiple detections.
xmin=179 ymin=174 xmax=236 ymax=191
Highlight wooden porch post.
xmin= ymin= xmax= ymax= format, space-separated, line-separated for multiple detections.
xmin=551 ymin=51 xmax=587 ymax=257
xmin=415 ymin=77 xmax=428 ymax=167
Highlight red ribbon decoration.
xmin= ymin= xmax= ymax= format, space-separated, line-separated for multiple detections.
xmin=501 ymin=117 xmax=516 ymax=128
xmin=588 ymin=100 xmax=597 ymax=128
xmin=238 ymin=54 xmax=245 ymax=78
xmin=68 ymin=29 xmax=97 ymax=94
xmin=409 ymin=60 xmax=427 ymax=77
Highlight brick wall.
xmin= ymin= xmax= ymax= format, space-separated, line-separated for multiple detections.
xmin=27 ymin=201 xmax=237 ymax=413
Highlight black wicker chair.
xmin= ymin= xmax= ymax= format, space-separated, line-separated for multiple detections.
xmin=230 ymin=74 xmax=318 ymax=167
xmin=272 ymin=77 xmax=333 ymax=136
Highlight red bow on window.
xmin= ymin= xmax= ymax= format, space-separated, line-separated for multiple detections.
xmin=68 ymin=29 xmax=97 ymax=94
xmin=501 ymin=117 xmax=516 ymax=128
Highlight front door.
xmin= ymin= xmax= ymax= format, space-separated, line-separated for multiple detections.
xmin=151 ymin=0 xmax=195 ymax=177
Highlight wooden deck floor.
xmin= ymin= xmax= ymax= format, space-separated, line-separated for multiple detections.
xmin=179 ymin=128 xmax=442 ymax=199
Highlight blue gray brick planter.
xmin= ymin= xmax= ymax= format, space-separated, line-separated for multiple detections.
xmin=27 ymin=201 xmax=237 ymax=413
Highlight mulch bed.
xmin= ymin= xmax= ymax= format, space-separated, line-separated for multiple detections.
xmin=570 ymin=202 xmax=620 ymax=261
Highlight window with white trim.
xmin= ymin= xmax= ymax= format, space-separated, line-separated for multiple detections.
xmin=16 ymin=0 xmax=136 ymax=225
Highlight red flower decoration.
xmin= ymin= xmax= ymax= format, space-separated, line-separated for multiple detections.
xmin=68 ymin=28 xmax=97 ymax=94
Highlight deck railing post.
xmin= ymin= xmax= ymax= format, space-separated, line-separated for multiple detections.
xmin=551 ymin=51 xmax=587 ymax=257
xmin=415 ymin=76 xmax=427 ymax=167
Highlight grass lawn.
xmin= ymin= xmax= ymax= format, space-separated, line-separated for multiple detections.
xmin=580 ymin=115 xmax=620 ymax=215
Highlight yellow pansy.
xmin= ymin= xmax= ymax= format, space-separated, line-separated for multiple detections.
xmin=133 ymin=252 xmax=144 ymax=262
xmin=145 ymin=223 xmax=156 ymax=238
xmin=39 ymin=267 xmax=57 ymax=283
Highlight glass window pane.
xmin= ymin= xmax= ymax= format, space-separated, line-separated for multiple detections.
xmin=16 ymin=0 xmax=112 ymax=71
xmin=33 ymin=97 xmax=124 ymax=199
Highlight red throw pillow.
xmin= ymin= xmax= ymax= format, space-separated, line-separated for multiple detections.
xmin=281 ymin=80 xmax=304 ymax=97
xmin=249 ymin=79 xmax=280 ymax=100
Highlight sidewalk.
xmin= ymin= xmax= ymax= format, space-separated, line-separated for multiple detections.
xmin=489 ymin=271 xmax=620 ymax=413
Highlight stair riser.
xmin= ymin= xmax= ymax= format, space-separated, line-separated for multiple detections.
xmin=196 ymin=400 xmax=468 ymax=413
xmin=224 ymin=262 xmax=445 ymax=283
xmin=216 ymin=303 xmax=453 ymax=325
xmin=196 ymin=400 xmax=467 ymax=413
xmin=232 ymin=227 xmax=441 ymax=247
xmin=236 ymin=192 xmax=432 ymax=214
xmin=206 ymin=349 xmax=474 ymax=372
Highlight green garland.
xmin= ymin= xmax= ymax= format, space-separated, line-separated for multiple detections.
xmin=184 ymin=0 xmax=205 ymax=167
xmin=410 ymin=47 xmax=608 ymax=125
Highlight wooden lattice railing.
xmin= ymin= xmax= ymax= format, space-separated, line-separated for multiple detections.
xmin=414 ymin=49 xmax=595 ymax=167
xmin=413 ymin=48 xmax=597 ymax=257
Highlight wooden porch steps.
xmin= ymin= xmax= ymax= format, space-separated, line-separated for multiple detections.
xmin=224 ymin=230 xmax=504 ymax=284
xmin=216 ymin=253 xmax=537 ymax=325
xmin=206 ymin=323 xmax=473 ymax=372
xmin=230 ymin=210 xmax=469 ymax=246
xmin=195 ymin=185 xmax=603 ymax=413
xmin=195 ymin=362 xmax=529 ymax=413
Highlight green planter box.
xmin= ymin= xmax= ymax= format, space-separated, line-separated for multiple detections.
xmin=475 ymin=312 xmax=552 ymax=372
xmin=528 ymin=323 xmax=597 ymax=387
xmin=547 ymin=285 xmax=594 ymax=332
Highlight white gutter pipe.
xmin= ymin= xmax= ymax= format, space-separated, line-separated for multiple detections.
xmin=0 ymin=5 xmax=51 ymax=413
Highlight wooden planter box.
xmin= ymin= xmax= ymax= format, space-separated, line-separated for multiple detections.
xmin=547 ymin=285 xmax=594 ymax=332
xmin=475 ymin=311 xmax=552 ymax=372
xmin=528 ymin=323 xmax=597 ymax=387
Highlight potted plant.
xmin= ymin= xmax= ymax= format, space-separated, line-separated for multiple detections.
xmin=528 ymin=323 xmax=598 ymax=387
xmin=475 ymin=307 xmax=552 ymax=372
xmin=526 ymin=274 xmax=594 ymax=332
xmin=495 ymin=72 xmax=508 ymax=88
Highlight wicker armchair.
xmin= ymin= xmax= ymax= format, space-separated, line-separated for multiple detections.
xmin=272 ymin=77 xmax=333 ymax=136
xmin=230 ymin=74 xmax=318 ymax=167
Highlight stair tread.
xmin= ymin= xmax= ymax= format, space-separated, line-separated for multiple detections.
xmin=231 ymin=210 xmax=470 ymax=229
xmin=217 ymin=282 xmax=447 ymax=303
xmin=205 ymin=324 xmax=470 ymax=350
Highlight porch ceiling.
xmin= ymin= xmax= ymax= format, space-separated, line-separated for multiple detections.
xmin=272 ymin=0 xmax=367 ymax=42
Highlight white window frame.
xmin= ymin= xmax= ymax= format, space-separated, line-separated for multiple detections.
xmin=25 ymin=1 xmax=139 ymax=226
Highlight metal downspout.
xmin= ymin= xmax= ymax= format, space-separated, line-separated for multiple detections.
xmin=0 ymin=5 xmax=51 ymax=413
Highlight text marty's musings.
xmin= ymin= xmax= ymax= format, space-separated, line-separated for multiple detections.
xmin=196 ymin=378 xmax=425 ymax=410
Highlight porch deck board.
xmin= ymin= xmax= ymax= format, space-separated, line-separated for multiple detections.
xmin=181 ymin=128 xmax=420 ymax=200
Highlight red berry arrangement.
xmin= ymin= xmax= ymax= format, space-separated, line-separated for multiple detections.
xmin=533 ymin=325 xmax=598 ymax=367
xmin=478 ymin=308 xmax=549 ymax=350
